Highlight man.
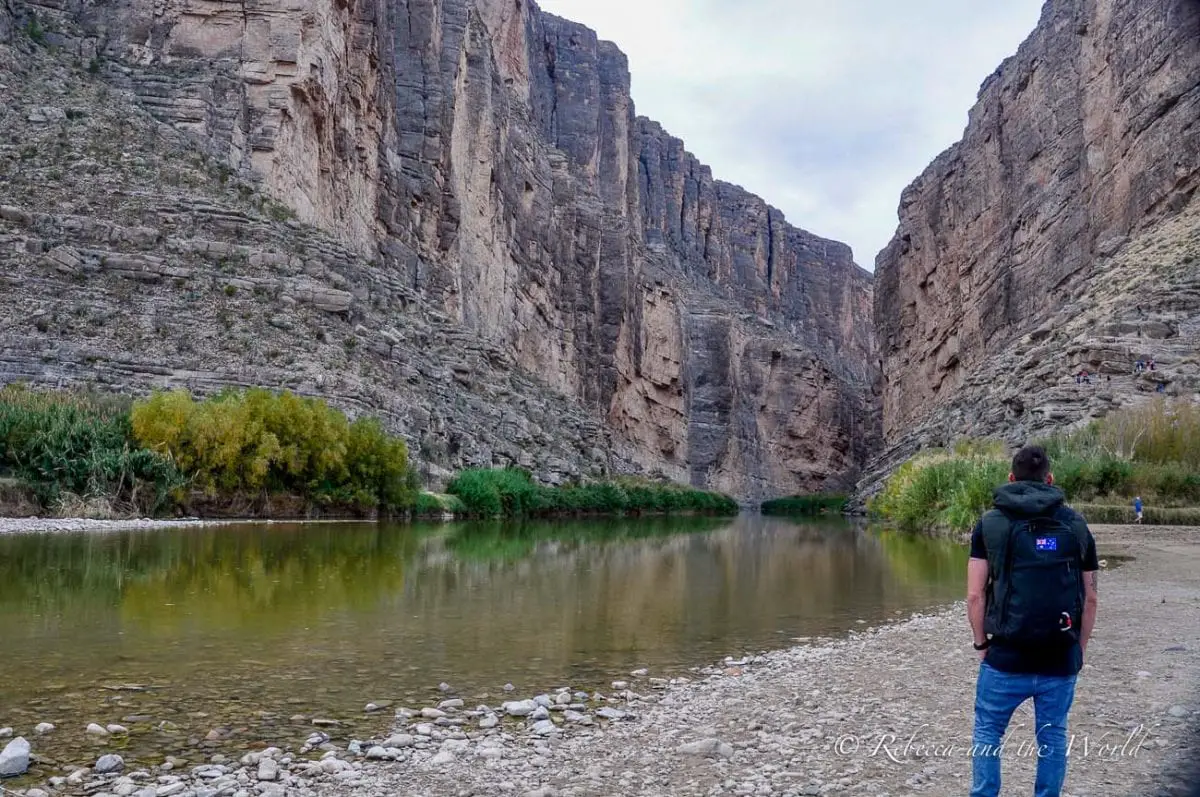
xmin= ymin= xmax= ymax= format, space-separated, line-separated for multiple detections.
xmin=1134 ymin=495 xmax=1144 ymax=524
xmin=967 ymin=445 xmax=1100 ymax=797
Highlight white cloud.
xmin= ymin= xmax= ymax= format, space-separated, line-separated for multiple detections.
xmin=535 ymin=0 xmax=1046 ymax=269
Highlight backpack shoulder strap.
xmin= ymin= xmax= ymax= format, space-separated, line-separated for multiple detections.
xmin=1051 ymin=505 xmax=1089 ymax=561
xmin=980 ymin=508 xmax=1014 ymax=581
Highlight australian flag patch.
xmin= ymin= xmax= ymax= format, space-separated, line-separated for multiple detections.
xmin=1035 ymin=537 xmax=1058 ymax=552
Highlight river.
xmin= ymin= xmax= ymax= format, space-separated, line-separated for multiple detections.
xmin=0 ymin=515 xmax=965 ymax=768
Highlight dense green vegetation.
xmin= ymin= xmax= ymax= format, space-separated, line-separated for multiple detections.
xmin=873 ymin=400 xmax=1200 ymax=534
xmin=445 ymin=468 xmax=739 ymax=518
xmin=0 ymin=385 xmax=182 ymax=515
xmin=760 ymin=493 xmax=847 ymax=516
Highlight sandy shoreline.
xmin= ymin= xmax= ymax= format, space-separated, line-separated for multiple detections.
xmin=3 ymin=524 xmax=1197 ymax=797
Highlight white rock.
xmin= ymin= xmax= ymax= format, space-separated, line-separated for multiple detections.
xmin=106 ymin=724 xmax=129 ymax=734
xmin=382 ymin=734 xmax=415 ymax=748
xmin=531 ymin=720 xmax=559 ymax=736
xmin=0 ymin=737 xmax=31 ymax=777
xmin=86 ymin=723 xmax=110 ymax=736
xmin=430 ymin=751 xmax=455 ymax=766
xmin=678 ymin=739 xmax=735 ymax=759
xmin=26 ymin=790 xmax=50 ymax=797
xmin=34 ymin=722 xmax=55 ymax=734
xmin=631 ymin=669 xmax=649 ymax=677
xmin=503 ymin=700 xmax=538 ymax=717
xmin=1168 ymin=705 xmax=1190 ymax=718
xmin=414 ymin=723 xmax=434 ymax=736
xmin=156 ymin=785 xmax=187 ymax=797
xmin=554 ymin=693 xmax=572 ymax=705
xmin=596 ymin=708 xmax=627 ymax=720
xmin=364 ymin=747 xmax=390 ymax=760
xmin=0 ymin=728 xmax=10 ymax=738
xmin=438 ymin=683 xmax=452 ymax=692
xmin=478 ymin=748 xmax=503 ymax=760
xmin=612 ymin=681 xmax=629 ymax=690
xmin=257 ymin=758 xmax=279 ymax=781
xmin=438 ymin=699 xmax=464 ymax=710
xmin=503 ymin=683 xmax=516 ymax=692
xmin=95 ymin=754 xmax=125 ymax=773
xmin=532 ymin=706 xmax=551 ymax=721
xmin=479 ymin=715 xmax=500 ymax=729
xmin=421 ymin=708 xmax=447 ymax=719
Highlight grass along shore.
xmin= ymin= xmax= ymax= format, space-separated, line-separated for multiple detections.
xmin=0 ymin=384 xmax=737 ymax=522
xmin=872 ymin=398 xmax=1200 ymax=533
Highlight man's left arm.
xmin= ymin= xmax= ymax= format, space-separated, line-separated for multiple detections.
xmin=1079 ymin=527 xmax=1100 ymax=656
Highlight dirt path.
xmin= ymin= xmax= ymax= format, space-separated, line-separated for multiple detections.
xmin=329 ymin=525 xmax=1200 ymax=797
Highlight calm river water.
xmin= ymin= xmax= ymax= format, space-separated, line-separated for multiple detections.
xmin=0 ymin=516 xmax=965 ymax=766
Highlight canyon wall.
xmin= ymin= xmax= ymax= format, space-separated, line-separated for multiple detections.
xmin=0 ymin=0 xmax=876 ymax=498
xmin=872 ymin=0 xmax=1200 ymax=472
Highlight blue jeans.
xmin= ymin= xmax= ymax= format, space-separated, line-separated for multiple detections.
xmin=971 ymin=662 xmax=1078 ymax=797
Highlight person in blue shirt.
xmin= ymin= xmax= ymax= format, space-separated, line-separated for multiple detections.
xmin=1134 ymin=496 xmax=1144 ymax=524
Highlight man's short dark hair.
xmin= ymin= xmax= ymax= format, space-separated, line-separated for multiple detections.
xmin=1012 ymin=445 xmax=1051 ymax=482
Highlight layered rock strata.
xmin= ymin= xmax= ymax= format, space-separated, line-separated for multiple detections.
xmin=0 ymin=0 xmax=877 ymax=498
xmin=870 ymin=0 xmax=1200 ymax=489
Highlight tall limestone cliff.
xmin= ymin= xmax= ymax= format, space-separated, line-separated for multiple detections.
xmin=0 ymin=0 xmax=876 ymax=499
xmin=870 ymin=0 xmax=1200 ymax=483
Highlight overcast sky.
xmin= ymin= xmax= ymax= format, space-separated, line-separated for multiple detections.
xmin=536 ymin=0 xmax=1046 ymax=270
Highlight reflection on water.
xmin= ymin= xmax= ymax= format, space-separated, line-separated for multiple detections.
xmin=0 ymin=516 xmax=964 ymax=767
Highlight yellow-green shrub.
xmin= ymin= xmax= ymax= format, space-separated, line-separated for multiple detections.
xmin=132 ymin=388 xmax=416 ymax=513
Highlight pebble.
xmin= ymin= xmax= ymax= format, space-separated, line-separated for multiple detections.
xmin=34 ymin=722 xmax=55 ymax=734
xmin=438 ymin=683 xmax=453 ymax=692
xmin=86 ymin=723 xmax=110 ymax=735
xmin=431 ymin=751 xmax=456 ymax=766
xmin=106 ymin=724 xmax=129 ymax=734
xmin=596 ymin=708 xmax=627 ymax=720
xmin=479 ymin=714 xmax=500 ymax=729
xmin=421 ymin=708 xmax=447 ymax=719
xmin=1167 ymin=705 xmax=1190 ymax=718
xmin=438 ymin=699 xmax=465 ymax=710
xmin=95 ymin=754 xmax=125 ymax=774
xmin=0 ymin=728 xmax=10 ymax=738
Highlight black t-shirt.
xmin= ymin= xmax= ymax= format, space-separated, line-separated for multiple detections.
xmin=970 ymin=515 xmax=1099 ymax=676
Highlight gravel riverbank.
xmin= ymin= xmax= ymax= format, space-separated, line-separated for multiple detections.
xmin=0 ymin=518 xmax=364 ymax=535
xmin=3 ymin=525 xmax=1197 ymax=797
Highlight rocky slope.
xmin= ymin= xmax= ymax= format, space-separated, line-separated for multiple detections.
xmin=871 ymin=0 xmax=1200 ymax=483
xmin=0 ymin=0 xmax=876 ymax=499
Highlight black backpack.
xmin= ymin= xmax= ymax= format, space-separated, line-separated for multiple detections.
xmin=982 ymin=506 xmax=1089 ymax=647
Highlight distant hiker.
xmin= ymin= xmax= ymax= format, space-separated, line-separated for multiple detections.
xmin=1134 ymin=496 xmax=1144 ymax=524
xmin=1106 ymin=375 xmax=1111 ymax=383
xmin=1157 ymin=382 xmax=1167 ymax=394
xmin=968 ymin=445 xmax=1099 ymax=797
xmin=1150 ymin=357 xmax=1157 ymax=371
xmin=1135 ymin=360 xmax=1145 ymax=374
